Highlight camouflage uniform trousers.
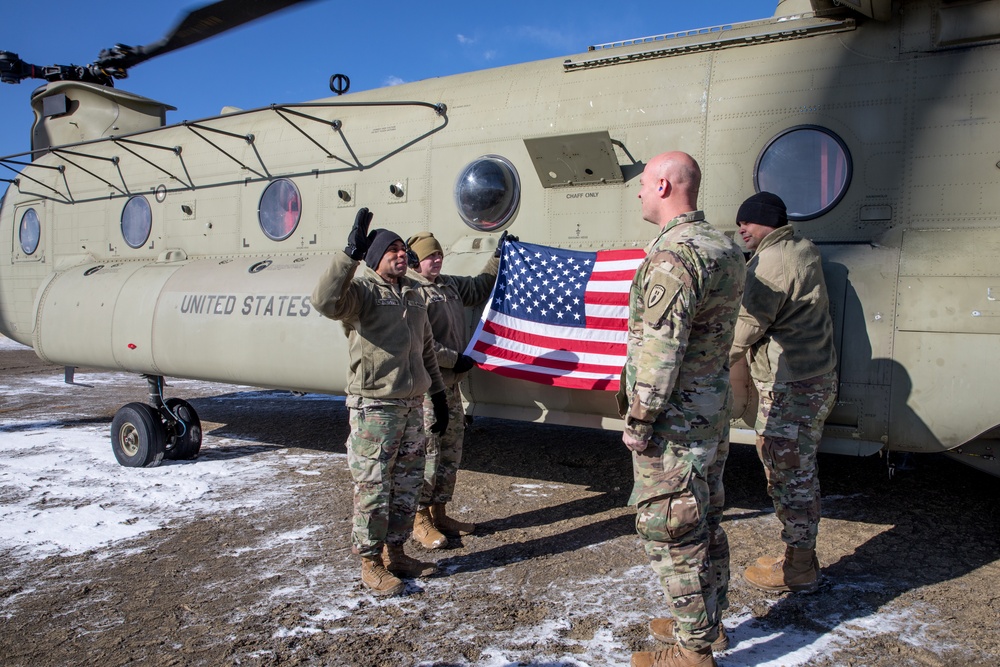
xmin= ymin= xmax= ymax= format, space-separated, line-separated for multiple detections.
xmin=753 ymin=370 xmax=838 ymax=550
xmin=346 ymin=395 xmax=426 ymax=558
xmin=632 ymin=431 xmax=730 ymax=652
xmin=418 ymin=382 xmax=466 ymax=507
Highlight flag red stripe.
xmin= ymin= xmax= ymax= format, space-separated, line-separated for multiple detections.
xmin=585 ymin=316 xmax=629 ymax=330
xmin=590 ymin=269 xmax=641 ymax=281
xmin=475 ymin=362 xmax=619 ymax=391
xmin=585 ymin=291 xmax=629 ymax=306
xmin=481 ymin=320 xmax=625 ymax=357
xmin=473 ymin=339 xmax=625 ymax=376
xmin=595 ymin=248 xmax=648 ymax=262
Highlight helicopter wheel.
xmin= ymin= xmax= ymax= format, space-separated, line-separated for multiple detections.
xmin=111 ymin=402 xmax=166 ymax=468
xmin=163 ymin=397 xmax=202 ymax=461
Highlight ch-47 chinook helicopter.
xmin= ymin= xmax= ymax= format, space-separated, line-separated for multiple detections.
xmin=1 ymin=0 xmax=999 ymax=477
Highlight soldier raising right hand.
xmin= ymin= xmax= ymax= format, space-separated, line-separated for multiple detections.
xmin=311 ymin=207 xmax=447 ymax=597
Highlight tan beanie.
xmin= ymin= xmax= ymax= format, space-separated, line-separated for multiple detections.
xmin=406 ymin=232 xmax=444 ymax=262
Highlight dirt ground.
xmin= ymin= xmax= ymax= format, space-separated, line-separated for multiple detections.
xmin=1 ymin=340 xmax=998 ymax=667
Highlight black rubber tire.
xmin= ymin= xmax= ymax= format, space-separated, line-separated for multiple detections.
xmin=163 ymin=397 xmax=202 ymax=461
xmin=110 ymin=402 xmax=166 ymax=467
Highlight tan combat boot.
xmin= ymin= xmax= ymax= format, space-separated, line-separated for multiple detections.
xmin=755 ymin=545 xmax=820 ymax=570
xmin=648 ymin=617 xmax=730 ymax=652
xmin=430 ymin=502 xmax=475 ymax=536
xmin=360 ymin=555 xmax=404 ymax=597
xmin=744 ymin=546 xmax=820 ymax=593
xmin=631 ymin=644 xmax=717 ymax=667
xmin=382 ymin=543 xmax=438 ymax=578
xmin=412 ymin=507 xmax=448 ymax=549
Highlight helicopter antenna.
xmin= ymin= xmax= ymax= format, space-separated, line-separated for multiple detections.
xmin=0 ymin=0 xmax=318 ymax=86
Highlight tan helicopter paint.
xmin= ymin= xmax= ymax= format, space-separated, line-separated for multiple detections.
xmin=2 ymin=0 xmax=1000 ymax=475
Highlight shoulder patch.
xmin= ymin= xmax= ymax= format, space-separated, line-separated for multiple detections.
xmin=642 ymin=267 xmax=684 ymax=327
xmin=647 ymin=284 xmax=667 ymax=309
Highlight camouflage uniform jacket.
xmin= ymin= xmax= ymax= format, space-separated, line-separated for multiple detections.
xmin=311 ymin=251 xmax=445 ymax=399
xmin=729 ymin=225 xmax=837 ymax=383
xmin=406 ymin=256 xmax=499 ymax=385
xmin=619 ymin=211 xmax=746 ymax=443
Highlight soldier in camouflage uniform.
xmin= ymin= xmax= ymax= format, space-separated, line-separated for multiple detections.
xmin=404 ymin=231 xmax=502 ymax=549
xmin=618 ymin=152 xmax=745 ymax=667
xmin=729 ymin=192 xmax=838 ymax=594
xmin=310 ymin=208 xmax=450 ymax=597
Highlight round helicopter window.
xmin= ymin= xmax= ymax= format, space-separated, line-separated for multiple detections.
xmin=121 ymin=196 xmax=152 ymax=249
xmin=19 ymin=208 xmax=41 ymax=255
xmin=258 ymin=179 xmax=301 ymax=241
xmin=754 ymin=125 xmax=852 ymax=220
xmin=455 ymin=155 xmax=520 ymax=232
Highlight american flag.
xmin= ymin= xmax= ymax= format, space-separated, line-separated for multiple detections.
xmin=465 ymin=240 xmax=647 ymax=391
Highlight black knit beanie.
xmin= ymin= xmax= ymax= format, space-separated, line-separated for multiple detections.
xmin=737 ymin=191 xmax=788 ymax=228
xmin=365 ymin=228 xmax=404 ymax=269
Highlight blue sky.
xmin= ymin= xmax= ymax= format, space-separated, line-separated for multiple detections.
xmin=0 ymin=1 xmax=777 ymax=159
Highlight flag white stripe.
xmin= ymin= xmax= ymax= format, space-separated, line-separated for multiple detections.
xmin=584 ymin=303 xmax=629 ymax=319
xmin=477 ymin=353 xmax=623 ymax=380
xmin=483 ymin=311 xmax=626 ymax=343
xmin=585 ymin=279 xmax=635 ymax=293
xmin=474 ymin=330 xmax=625 ymax=367
xmin=594 ymin=258 xmax=645 ymax=272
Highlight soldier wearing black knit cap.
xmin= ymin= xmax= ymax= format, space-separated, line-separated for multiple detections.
xmin=310 ymin=208 xmax=449 ymax=597
xmin=729 ymin=191 xmax=838 ymax=595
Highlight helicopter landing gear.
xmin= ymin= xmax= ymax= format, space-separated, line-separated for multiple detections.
xmin=111 ymin=402 xmax=166 ymax=467
xmin=109 ymin=375 xmax=202 ymax=467
xmin=163 ymin=397 xmax=202 ymax=461
xmin=885 ymin=451 xmax=916 ymax=481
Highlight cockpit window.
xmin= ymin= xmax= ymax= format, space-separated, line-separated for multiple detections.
xmin=258 ymin=179 xmax=301 ymax=241
xmin=754 ymin=125 xmax=852 ymax=220
xmin=121 ymin=196 xmax=152 ymax=249
xmin=455 ymin=155 xmax=520 ymax=232
xmin=19 ymin=208 xmax=40 ymax=255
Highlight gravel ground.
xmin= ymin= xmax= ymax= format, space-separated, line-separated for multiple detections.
xmin=1 ymin=338 xmax=998 ymax=666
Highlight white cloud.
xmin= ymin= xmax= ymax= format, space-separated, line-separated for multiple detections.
xmin=457 ymin=33 xmax=475 ymax=45
xmin=515 ymin=25 xmax=578 ymax=53
xmin=383 ymin=75 xmax=405 ymax=87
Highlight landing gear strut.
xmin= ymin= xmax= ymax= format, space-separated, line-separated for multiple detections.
xmin=109 ymin=375 xmax=202 ymax=467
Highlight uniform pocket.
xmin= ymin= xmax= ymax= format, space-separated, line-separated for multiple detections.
xmin=757 ymin=387 xmax=794 ymax=438
xmin=615 ymin=368 xmax=628 ymax=418
xmin=634 ymin=459 xmax=704 ymax=542
xmin=356 ymin=405 xmax=395 ymax=457
xmin=353 ymin=435 xmax=383 ymax=461
xmin=756 ymin=433 xmax=801 ymax=471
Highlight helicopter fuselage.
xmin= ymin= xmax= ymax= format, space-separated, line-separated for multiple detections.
xmin=2 ymin=0 xmax=999 ymax=475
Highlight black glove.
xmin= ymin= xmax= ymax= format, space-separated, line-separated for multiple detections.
xmin=453 ymin=354 xmax=476 ymax=374
xmin=345 ymin=207 xmax=375 ymax=260
xmin=429 ymin=390 xmax=449 ymax=435
xmin=495 ymin=230 xmax=519 ymax=258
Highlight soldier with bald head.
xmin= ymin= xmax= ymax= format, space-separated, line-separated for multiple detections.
xmin=619 ymin=152 xmax=746 ymax=667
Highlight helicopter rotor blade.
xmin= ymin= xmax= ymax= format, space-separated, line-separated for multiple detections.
xmin=95 ymin=0 xmax=318 ymax=72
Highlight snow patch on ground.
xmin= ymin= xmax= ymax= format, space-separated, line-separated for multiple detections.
xmin=0 ymin=344 xmax=965 ymax=666
xmin=0 ymin=422 xmax=288 ymax=557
